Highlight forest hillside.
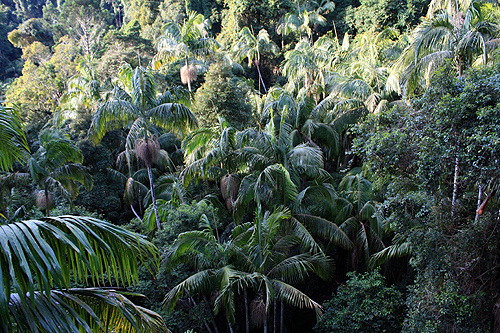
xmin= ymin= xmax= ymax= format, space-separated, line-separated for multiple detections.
xmin=1 ymin=0 xmax=500 ymax=332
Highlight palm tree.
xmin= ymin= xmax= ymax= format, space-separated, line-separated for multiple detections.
xmin=0 ymin=215 xmax=166 ymax=332
xmin=395 ymin=2 xmax=500 ymax=95
xmin=57 ymin=56 xmax=101 ymax=124
xmin=163 ymin=214 xmax=240 ymax=332
xmin=0 ymin=106 xmax=29 ymax=172
xmin=235 ymin=111 xmax=328 ymax=215
xmin=336 ymin=171 xmax=388 ymax=270
xmin=89 ymin=64 xmax=197 ymax=230
xmin=228 ymin=205 xmax=331 ymax=332
xmin=28 ymin=129 xmax=93 ymax=216
xmin=181 ymin=117 xmax=243 ymax=184
xmin=232 ymin=27 xmax=279 ymax=94
xmin=281 ymin=35 xmax=339 ymax=101
xmin=276 ymin=0 xmax=331 ymax=44
xmin=107 ymin=167 xmax=150 ymax=220
xmin=163 ymin=206 xmax=331 ymax=333
xmin=152 ymin=11 xmax=220 ymax=91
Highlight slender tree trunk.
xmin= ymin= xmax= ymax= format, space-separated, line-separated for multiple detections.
xmin=244 ymin=288 xmax=250 ymax=333
xmin=228 ymin=321 xmax=235 ymax=333
xmin=203 ymin=295 xmax=219 ymax=333
xmin=264 ymin=316 xmax=268 ymax=333
xmin=332 ymin=19 xmax=339 ymax=44
xmin=273 ymin=299 xmax=277 ymax=333
xmin=475 ymin=184 xmax=483 ymax=223
xmin=147 ymin=164 xmax=161 ymax=229
xmin=280 ymin=300 xmax=284 ymax=333
xmin=255 ymin=60 xmax=267 ymax=94
xmin=45 ymin=187 xmax=50 ymax=217
xmin=451 ymin=156 xmax=460 ymax=219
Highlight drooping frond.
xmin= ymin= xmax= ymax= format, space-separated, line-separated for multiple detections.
xmin=315 ymin=99 xmax=367 ymax=134
xmin=288 ymin=144 xmax=328 ymax=179
xmin=255 ymin=164 xmax=299 ymax=206
xmin=162 ymin=268 xmax=224 ymax=312
xmin=295 ymin=184 xmax=338 ymax=216
xmin=402 ymin=50 xmax=454 ymax=94
xmin=0 ymin=216 xmax=158 ymax=327
xmin=156 ymin=86 xmax=192 ymax=106
xmin=89 ymin=99 xmax=139 ymax=144
xmin=369 ymin=234 xmax=412 ymax=269
xmin=413 ymin=14 xmax=455 ymax=60
xmin=0 ymin=106 xmax=29 ymax=171
xmin=38 ymin=129 xmax=84 ymax=167
xmin=147 ymin=103 xmax=198 ymax=138
xmin=8 ymin=288 xmax=168 ymax=333
xmin=427 ymin=0 xmax=472 ymax=17
xmin=126 ymin=66 xmax=157 ymax=111
xmin=267 ymin=253 xmax=332 ymax=284
xmin=294 ymin=214 xmax=354 ymax=250
xmin=49 ymin=164 xmax=93 ymax=200
xmin=273 ymin=280 xmax=323 ymax=320
xmin=303 ymin=120 xmax=340 ymax=157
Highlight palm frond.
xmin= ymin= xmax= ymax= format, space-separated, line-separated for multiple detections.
xmin=294 ymin=214 xmax=354 ymax=250
xmin=52 ymin=164 xmax=93 ymax=191
xmin=287 ymin=144 xmax=327 ymax=179
xmin=162 ymin=268 xmax=221 ymax=312
xmin=268 ymin=253 xmax=333 ymax=283
xmin=147 ymin=103 xmax=198 ymax=138
xmin=0 ymin=215 xmax=158 ymax=325
xmin=88 ymin=100 xmax=139 ymax=144
xmin=369 ymin=234 xmax=412 ymax=269
xmin=8 ymin=288 xmax=168 ymax=333
xmin=273 ymin=280 xmax=322 ymax=320
xmin=255 ymin=164 xmax=299 ymax=206
xmin=0 ymin=106 xmax=29 ymax=171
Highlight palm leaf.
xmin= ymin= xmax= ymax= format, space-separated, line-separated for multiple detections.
xmin=147 ymin=103 xmax=198 ymax=138
xmin=294 ymin=214 xmax=354 ymax=250
xmin=89 ymin=100 xmax=139 ymax=144
xmin=0 ymin=215 xmax=158 ymax=326
xmin=0 ymin=106 xmax=29 ymax=172
xmin=8 ymin=288 xmax=168 ymax=333
xmin=162 ymin=268 xmax=222 ymax=312
xmin=273 ymin=280 xmax=323 ymax=320
xmin=369 ymin=234 xmax=412 ymax=269
xmin=268 ymin=253 xmax=332 ymax=283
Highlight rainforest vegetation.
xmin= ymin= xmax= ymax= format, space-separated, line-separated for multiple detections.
xmin=2 ymin=0 xmax=500 ymax=331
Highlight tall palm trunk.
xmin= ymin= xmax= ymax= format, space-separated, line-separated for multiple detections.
xmin=273 ymin=299 xmax=277 ymax=333
xmin=131 ymin=204 xmax=141 ymax=220
xmin=146 ymin=164 xmax=160 ymax=229
xmin=255 ymin=60 xmax=267 ymax=94
xmin=451 ymin=156 xmax=460 ymax=219
xmin=137 ymin=139 xmax=161 ymax=229
xmin=45 ymin=187 xmax=50 ymax=217
xmin=244 ymin=288 xmax=250 ymax=333
xmin=280 ymin=300 xmax=284 ymax=333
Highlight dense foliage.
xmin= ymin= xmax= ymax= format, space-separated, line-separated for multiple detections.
xmin=2 ymin=0 xmax=500 ymax=331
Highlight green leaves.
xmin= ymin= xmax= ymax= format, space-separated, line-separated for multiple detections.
xmin=0 ymin=106 xmax=29 ymax=172
xmin=0 ymin=215 xmax=160 ymax=331
xmin=28 ymin=129 xmax=93 ymax=213
xmin=8 ymin=288 xmax=167 ymax=333
xmin=0 ymin=216 xmax=159 ymax=331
